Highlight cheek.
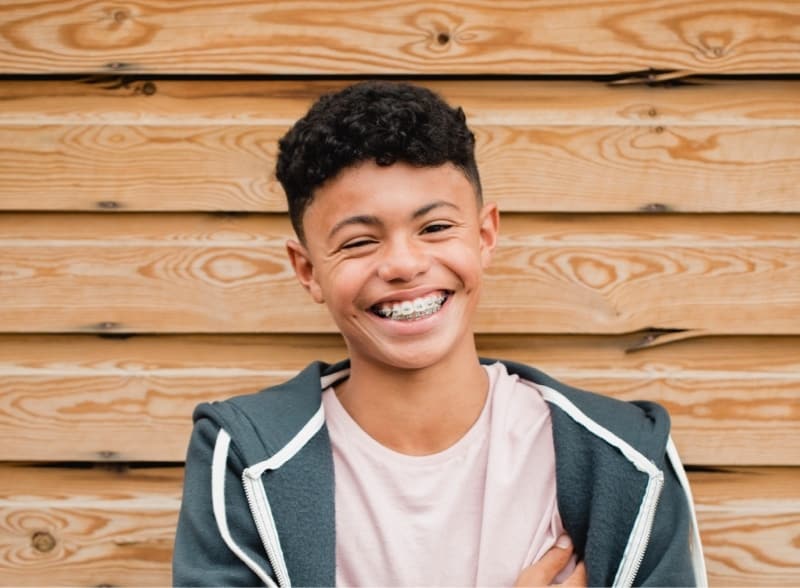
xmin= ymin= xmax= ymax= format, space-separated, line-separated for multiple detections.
xmin=323 ymin=263 xmax=370 ymax=306
xmin=439 ymin=246 xmax=484 ymax=287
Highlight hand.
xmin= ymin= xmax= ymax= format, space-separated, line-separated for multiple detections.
xmin=513 ymin=535 xmax=587 ymax=587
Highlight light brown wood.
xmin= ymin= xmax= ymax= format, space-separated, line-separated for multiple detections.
xmin=2 ymin=334 xmax=798 ymax=464
xmin=0 ymin=1 xmax=798 ymax=74
xmin=4 ymin=80 xmax=800 ymax=126
xmin=694 ymin=468 xmax=800 ymax=586
xmin=0 ymin=465 xmax=179 ymax=587
xmin=1 ymin=465 xmax=797 ymax=585
xmin=1 ymin=213 xmax=798 ymax=335
xmin=2 ymin=124 xmax=798 ymax=213
xmin=1 ymin=79 xmax=799 ymax=212
xmin=690 ymin=468 xmax=800 ymax=586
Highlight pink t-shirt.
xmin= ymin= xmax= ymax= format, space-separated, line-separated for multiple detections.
xmin=322 ymin=362 xmax=574 ymax=586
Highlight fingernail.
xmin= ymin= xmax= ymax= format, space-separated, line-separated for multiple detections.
xmin=556 ymin=534 xmax=572 ymax=549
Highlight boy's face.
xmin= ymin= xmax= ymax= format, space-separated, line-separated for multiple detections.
xmin=287 ymin=160 xmax=498 ymax=372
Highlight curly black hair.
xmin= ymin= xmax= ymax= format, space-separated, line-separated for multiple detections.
xmin=275 ymin=81 xmax=481 ymax=241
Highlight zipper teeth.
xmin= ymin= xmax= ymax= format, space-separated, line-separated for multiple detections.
xmin=617 ymin=470 xmax=665 ymax=587
xmin=242 ymin=473 xmax=290 ymax=588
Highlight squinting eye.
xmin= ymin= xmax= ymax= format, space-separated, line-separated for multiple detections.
xmin=422 ymin=223 xmax=452 ymax=234
xmin=341 ymin=239 xmax=375 ymax=250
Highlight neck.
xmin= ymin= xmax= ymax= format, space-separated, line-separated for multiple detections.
xmin=335 ymin=343 xmax=488 ymax=455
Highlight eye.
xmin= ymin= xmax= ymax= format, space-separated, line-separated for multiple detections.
xmin=341 ymin=238 xmax=376 ymax=250
xmin=421 ymin=223 xmax=453 ymax=234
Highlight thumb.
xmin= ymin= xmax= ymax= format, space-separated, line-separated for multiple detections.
xmin=514 ymin=535 xmax=574 ymax=587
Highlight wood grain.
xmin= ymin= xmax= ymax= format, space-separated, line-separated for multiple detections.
xmin=4 ymin=80 xmax=800 ymax=126
xmin=0 ymin=465 xmax=179 ymax=587
xmin=1 ymin=213 xmax=797 ymax=335
xmin=0 ymin=1 xmax=799 ymax=74
xmin=1 ymin=79 xmax=799 ymax=212
xmin=2 ymin=124 xmax=798 ymax=214
xmin=2 ymin=334 xmax=798 ymax=464
xmin=690 ymin=467 xmax=800 ymax=586
xmin=0 ymin=465 xmax=797 ymax=586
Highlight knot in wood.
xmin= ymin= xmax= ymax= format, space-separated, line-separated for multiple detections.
xmin=647 ymin=107 xmax=657 ymax=118
xmin=113 ymin=10 xmax=127 ymax=23
xmin=436 ymin=32 xmax=450 ymax=45
xmin=97 ymin=200 xmax=119 ymax=210
xmin=141 ymin=81 xmax=156 ymax=96
xmin=31 ymin=531 xmax=56 ymax=553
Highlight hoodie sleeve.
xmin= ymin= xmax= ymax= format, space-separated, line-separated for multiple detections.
xmin=633 ymin=447 xmax=703 ymax=587
xmin=173 ymin=416 xmax=275 ymax=586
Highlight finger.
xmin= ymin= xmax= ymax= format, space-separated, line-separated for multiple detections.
xmin=560 ymin=561 xmax=587 ymax=587
xmin=514 ymin=535 xmax=574 ymax=587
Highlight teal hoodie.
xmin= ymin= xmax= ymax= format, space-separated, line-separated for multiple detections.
xmin=173 ymin=359 xmax=707 ymax=587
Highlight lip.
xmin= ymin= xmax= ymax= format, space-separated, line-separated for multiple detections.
xmin=369 ymin=287 xmax=452 ymax=307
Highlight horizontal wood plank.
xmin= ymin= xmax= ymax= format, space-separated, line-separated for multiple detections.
xmin=1 ymin=213 xmax=798 ymax=335
xmin=4 ymin=80 xmax=800 ymax=126
xmin=2 ymin=124 xmax=798 ymax=214
xmin=689 ymin=467 xmax=800 ymax=586
xmin=2 ymin=334 xmax=798 ymax=464
xmin=0 ymin=1 xmax=799 ymax=74
xmin=1 ymin=80 xmax=799 ymax=212
xmin=0 ymin=465 xmax=178 ymax=587
xmin=1 ymin=465 xmax=797 ymax=585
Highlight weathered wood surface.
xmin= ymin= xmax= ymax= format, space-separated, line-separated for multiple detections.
xmin=2 ymin=334 xmax=798 ymax=464
xmin=5 ymin=79 xmax=800 ymax=125
xmin=1 ymin=213 xmax=798 ymax=336
xmin=1 ymin=79 xmax=799 ymax=212
xmin=0 ymin=464 xmax=797 ymax=586
xmin=1 ymin=1 xmax=799 ymax=74
xmin=690 ymin=467 xmax=800 ymax=586
xmin=0 ymin=465 xmax=179 ymax=587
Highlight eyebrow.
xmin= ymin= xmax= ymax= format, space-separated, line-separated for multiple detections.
xmin=327 ymin=200 xmax=460 ymax=240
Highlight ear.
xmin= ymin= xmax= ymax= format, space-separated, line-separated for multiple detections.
xmin=478 ymin=202 xmax=500 ymax=268
xmin=286 ymin=239 xmax=325 ymax=304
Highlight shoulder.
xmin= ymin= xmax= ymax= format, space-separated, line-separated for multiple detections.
xmin=192 ymin=359 xmax=345 ymax=465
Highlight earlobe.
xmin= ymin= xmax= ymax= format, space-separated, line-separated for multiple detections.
xmin=286 ymin=240 xmax=325 ymax=303
xmin=478 ymin=203 xmax=500 ymax=268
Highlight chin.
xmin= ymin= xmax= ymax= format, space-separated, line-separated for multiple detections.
xmin=364 ymin=337 xmax=463 ymax=373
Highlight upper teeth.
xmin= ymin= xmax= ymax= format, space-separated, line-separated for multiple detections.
xmin=375 ymin=293 xmax=446 ymax=320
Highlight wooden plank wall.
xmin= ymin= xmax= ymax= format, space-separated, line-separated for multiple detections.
xmin=1 ymin=1 xmax=798 ymax=585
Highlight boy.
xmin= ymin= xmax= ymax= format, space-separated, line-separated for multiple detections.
xmin=173 ymin=81 xmax=706 ymax=587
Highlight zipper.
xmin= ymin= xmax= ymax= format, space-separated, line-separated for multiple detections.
xmin=613 ymin=468 xmax=665 ymax=587
xmin=532 ymin=385 xmax=677 ymax=587
xmin=236 ymin=404 xmax=325 ymax=588
xmin=242 ymin=469 xmax=291 ymax=588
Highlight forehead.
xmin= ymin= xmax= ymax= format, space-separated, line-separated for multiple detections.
xmin=305 ymin=161 xmax=477 ymax=224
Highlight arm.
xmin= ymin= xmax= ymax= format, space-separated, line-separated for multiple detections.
xmin=173 ymin=417 xmax=274 ymax=586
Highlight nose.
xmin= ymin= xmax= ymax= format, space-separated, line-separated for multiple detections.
xmin=376 ymin=235 xmax=431 ymax=283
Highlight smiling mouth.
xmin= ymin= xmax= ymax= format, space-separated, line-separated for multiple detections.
xmin=370 ymin=291 xmax=451 ymax=321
